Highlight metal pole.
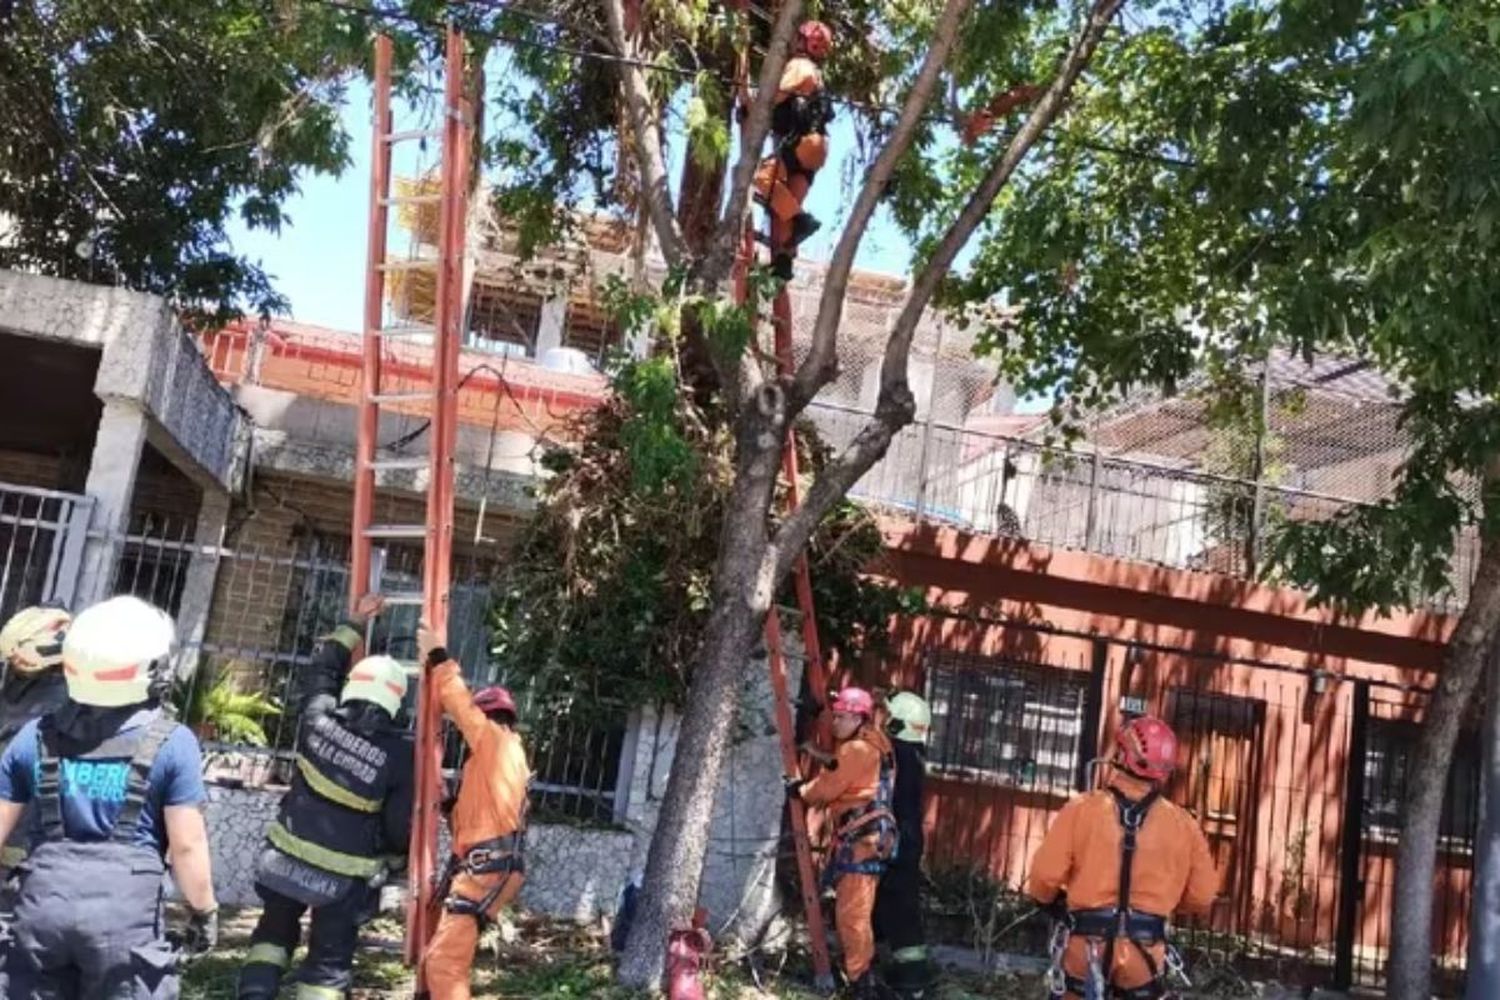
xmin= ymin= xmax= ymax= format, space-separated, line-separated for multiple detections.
xmin=1334 ymin=679 xmax=1370 ymax=990
xmin=1464 ymin=638 xmax=1500 ymax=1000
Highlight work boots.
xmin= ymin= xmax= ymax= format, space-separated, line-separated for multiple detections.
xmin=846 ymin=972 xmax=885 ymax=1000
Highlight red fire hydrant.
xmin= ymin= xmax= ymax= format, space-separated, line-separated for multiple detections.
xmin=666 ymin=907 xmax=712 ymax=1000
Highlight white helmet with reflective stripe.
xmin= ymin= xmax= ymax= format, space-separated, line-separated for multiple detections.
xmin=340 ymin=655 xmax=409 ymax=719
xmin=62 ymin=596 xmax=174 ymax=707
xmin=0 ymin=605 xmax=71 ymax=675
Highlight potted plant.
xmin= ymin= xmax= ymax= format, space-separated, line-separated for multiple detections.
xmin=172 ymin=660 xmax=281 ymax=747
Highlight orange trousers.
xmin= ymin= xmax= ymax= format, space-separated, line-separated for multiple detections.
xmin=423 ymin=870 xmax=525 ymax=1000
xmin=832 ymin=837 xmax=881 ymax=982
xmin=754 ymin=134 xmax=828 ymax=233
xmin=1060 ymin=935 xmax=1166 ymax=997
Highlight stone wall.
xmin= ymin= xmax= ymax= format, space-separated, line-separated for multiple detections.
xmin=196 ymin=635 xmax=803 ymax=933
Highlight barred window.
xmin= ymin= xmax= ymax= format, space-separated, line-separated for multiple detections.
xmin=925 ymin=651 xmax=1088 ymax=793
xmin=1363 ymin=719 xmax=1478 ymax=850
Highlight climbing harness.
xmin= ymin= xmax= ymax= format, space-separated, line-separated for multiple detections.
xmin=1045 ymin=788 xmax=1190 ymax=999
xmin=438 ymin=784 xmax=530 ymax=927
xmin=822 ymin=748 xmax=899 ymax=887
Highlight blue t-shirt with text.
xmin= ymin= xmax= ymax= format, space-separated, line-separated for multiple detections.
xmin=0 ymin=718 xmax=206 ymax=853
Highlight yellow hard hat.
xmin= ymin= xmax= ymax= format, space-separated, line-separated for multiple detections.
xmin=62 ymin=596 xmax=173 ymax=707
xmin=340 ymin=655 xmax=409 ymax=719
xmin=0 ymin=605 xmax=71 ymax=675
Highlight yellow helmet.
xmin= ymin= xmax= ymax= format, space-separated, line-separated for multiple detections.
xmin=62 ymin=596 xmax=174 ymax=707
xmin=340 ymin=655 xmax=409 ymax=719
xmin=0 ymin=606 xmax=71 ymax=675
xmin=886 ymin=691 xmax=931 ymax=745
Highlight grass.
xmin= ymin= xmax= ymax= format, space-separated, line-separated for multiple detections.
xmin=180 ymin=909 xmax=1049 ymax=999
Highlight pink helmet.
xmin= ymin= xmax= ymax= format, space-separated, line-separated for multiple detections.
xmin=1114 ymin=715 xmax=1178 ymax=782
xmin=830 ymin=686 xmax=874 ymax=718
xmin=798 ymin=20 xmax=833 ymax=60
xmin=474 ymin=686 xmax=517 ymax=717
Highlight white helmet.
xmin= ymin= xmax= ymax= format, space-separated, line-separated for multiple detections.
xmin=0 ymin=605 xmax=71 ymax=675
xmin=340 ymin=655 xmax=409 ymax=719
xmin=886 ymin=691 xmax=932 ymax=745
xmin=62 ymin=596 xmax=175 ymax=708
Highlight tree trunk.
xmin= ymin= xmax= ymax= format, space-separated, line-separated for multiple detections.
xmin=1464 ymin=634 xmax=1500 ymax=1000
xmin=617 ymin=407 xmax=785 ymax=989
xmin=1389 ymin=494 xmax=1500 ymax=999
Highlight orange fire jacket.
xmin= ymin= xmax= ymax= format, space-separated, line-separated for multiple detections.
xmin=433 ymin=660 xmax=532 ymax=858
xmin=1025 ymin=773 xmax=1220 ymax=918
xmin=799 ymin=724 xmax=893 ymax=821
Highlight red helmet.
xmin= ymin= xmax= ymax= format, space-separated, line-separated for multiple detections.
xmin=830 ymin=686 xmax=873 ymax=718
xmin=798 ymin=20 xmax=833 ymax=60
xmin=474 ymin=686 xmax=517 ymax=717
xmin=1114 ymin=715 xmax=1177 ymax=782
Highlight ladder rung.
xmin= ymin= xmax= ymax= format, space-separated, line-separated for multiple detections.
xmin=377 ymin=259 xmax=438 ymax=272
xmin=383 ymin=128 xmax=442 ymax=144
xmin=371 ymin=456 xmax=430 ymax=472
xmin=365 ymin=523 xmax=428 ymax=540
xmin=375 ymin=324 xmax=436 ymax=339
xmin=382 ymin=590 xmax=425 ymax=607
xmin=380 ymin=194 xmax=444 ymax=207
xmin=370 ymin=391 xmax=431 ymax=405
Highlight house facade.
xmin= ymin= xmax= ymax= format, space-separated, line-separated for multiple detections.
xmin=0 ymin=207 xmax=1477 ymax=991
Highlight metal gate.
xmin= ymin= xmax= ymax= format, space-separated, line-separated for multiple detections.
xmin=0 ymin=481 xmax=92 ymax=622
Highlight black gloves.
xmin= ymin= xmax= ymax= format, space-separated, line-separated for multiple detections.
xmin=1041 ymin=893 xmax=1069 ymax=921
xmin=182 ymin=906 xmax=219 ymax=956
xmin=784 ymin=776 xmax=807 ymax=799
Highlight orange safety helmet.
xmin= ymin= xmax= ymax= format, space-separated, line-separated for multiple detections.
xmin=798 ymin=20 xmax=833 ymax=60
xmin=830 ymin=686 xmax=873 ymax=718
xmin=1114 ymin=715 xmax=1177 ymax=782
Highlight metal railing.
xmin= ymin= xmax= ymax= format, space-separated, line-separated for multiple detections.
xmin=0 ymin=483 xmax=92 ymax=623
xmin=94 ymin=520 xmax=626 ymax=823
xmin=807 ymin=402 xmax=1480 ymax=611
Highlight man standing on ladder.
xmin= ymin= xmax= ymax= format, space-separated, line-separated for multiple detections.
xmin=418 ymin=625 xmax=532 ymax=1000
xmin=788 ymin=687 xmax=898 ymax=999
xmin=875 ymin=691 xmax=933 ymax=999
xmin=1025 ymin=716 xmax=1219 ymax=1000
xmin=237 ymin=595 xmax=414 ymax=1000
xmin=751 ymin=19 xmax=835 ymax=280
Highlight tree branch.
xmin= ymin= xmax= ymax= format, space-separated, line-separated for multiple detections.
xmin=601 ymin=0 xmax=689 ymax=265
xmin=788 ymin=0 xmax=975 ymax=409
xmin=695 ymin=0 xmax=804 ymax=292
xmin=768 ymin=0 xmax=1126 ymax=580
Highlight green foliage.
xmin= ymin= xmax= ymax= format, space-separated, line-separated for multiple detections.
xmin=491 ymin=359 xmax=923 ymax=728
xmin=0 ymin=0 xmax=380 ymax=322
xmin=172 ymin=661 xmax=281 ymax=747
xmin=914 ymin=0 xmax=1500 ymax=614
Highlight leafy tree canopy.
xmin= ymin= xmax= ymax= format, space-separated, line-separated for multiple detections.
xmin=491 ymin=343 xmax=925 ymax=729
xmin=0 ymin=0 xmax=380 ymax=322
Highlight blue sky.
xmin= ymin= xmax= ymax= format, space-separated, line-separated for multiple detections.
xmin=225 ymin=76 xmax=920 ymax=331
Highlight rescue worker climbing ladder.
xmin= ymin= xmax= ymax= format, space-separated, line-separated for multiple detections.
xmin=751 ymin=19 xmax=835 ymax=280
xmin=237 ymin=595 xmax=415 ymax=1000
xmin=788 ymin=687 xmax=898 ymax=999
xmin=1025 ymin=716 xmax=1220 ymax=1000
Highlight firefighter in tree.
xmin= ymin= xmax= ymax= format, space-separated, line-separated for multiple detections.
xmin=1025 ymin=716 xmax=1220 ymax=999
xmin=751 ymin=19 xmax=835 ymax=280
xmin=788 ymin=687 xmax=897 ymax=999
